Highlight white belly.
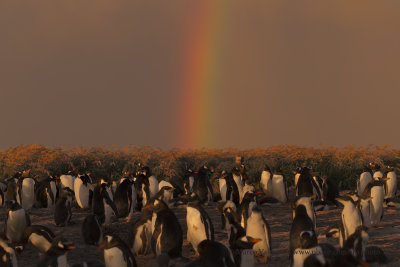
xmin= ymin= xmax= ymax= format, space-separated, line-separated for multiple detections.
xmin=373 ymin=171 xmax=383 ymax=180
xmin=6 ymin=209 xmax=27 ymax=243
xmin=233 ymin=174 xmax=244 ymax=200
xmin=358 ymin=172 xmax=372 ymax=194
xmin=246 ymin=215 xmax=270 ymax=258
xmin=74 ymin=179 xmax=90 ymax=208
xmin=219 ymin=179 xmax=227 ymax=201
xmin=29 ymin=233 xmax=52 ymax=253
xmin=294 ymin=173 xmax=300 ymax=186
xmin=158 ymin=180 xmax=173 ymax=190
xmin=359 ymin=200 xmax=371 ymax=228
xmin=50 ymin=181 xmax=57 ymax=202
xmin=104 ymin=200 xmax=114 ymax=225
xmin=371 ymin=186 xmax=384 ymax=225
xmin=386 ymin=172 xmax=397 ymax=198
xmin=20 ymin=178 xmax=35 ymax=211
xmin=104 ymin=247 xmax=127 ymax=267
xmin=149 ymin=176 xmax=159 ymax=197
xmin=342 ymin=206 xmax=362 ymax=238
xmin=186 ymin=207 xmax=207 ymax=252
xmin=60 ymin=175 xmax=75 ymax=191
xmin=271 ymin=175 xmax=286 ymax=203
xmin=260 ymin=171 xmax=272 ymax=197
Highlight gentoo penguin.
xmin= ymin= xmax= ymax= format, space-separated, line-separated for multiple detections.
xmin=114 ymin=177 xmax=137 ymax=218
xmin=82 ymin=214 xmax=103 ymax=245
xmin=260 ymin=165 xmax=273 ymax=197
xmin=218 ymin=200 xmax=237 ymax=238
xmin=232 ymin=167 xmax=244 ymax=202
xmin=183 ymin=169 xmax=195 ymax=195
xmin=184 ymin=239 xmax=235 ymax=267
xmin=5 ymin=200 xmax=31 ymax=245
xmin=16 ymin=170 xmax=36 ymax=211
xmin=92 ymin=179 xmax=119 ymax=226
xmin=98 ymin=235 xmax=137 ymax=267
xmin=154 ymin=186 xmax=175 ymax=206
xmin=24 ymin=225 xmax=55 ymax=255
xmin=372 ymin=164 xmax=383 ymax=180
xmin=142 ymin=166 xmax=159 ymax=198
xmin=186 ymin=200 xmax=214 ymax=254
xmin=384 ymin=165 xmax=397 ymax=205
xmin=292 ymin=194 xmax=316 ymax=229
xmin=35 ymin=176 xmax=57 ymax=208
xmin=242 ymin=181 xmax=255 ymax=200
xmin=342 ymin=226 xmax=368 ymax=262
xmin=246 ymin=206 xmax=272 ymax=263
xmin=363 ymin=178 xmax=389 ymax=225
xmin=54 ymin=191 xmax=74 ymax=227
xmin=135 ymin=173 xmax=151 ymax=210
xmin=296 ymin=167 xmax=319 ymax=199
xmin=230 ymin=236 xmax=261 ymax=267
xmin=293 ymin=167 xmax=302 ymax=187
xmin=37 ymin=237 xmax=75 ymax=267
xmin=312 ymin=175 xmax=324 ymax=200
xmin=347 ymin=192 xmax=372 ymax=228
xmin=143 ymin=199 xmax=183 ymax=258
xmin=5 ymin=181 xmax=17 ymax=202
xmin=292 ymin=231 xmax=325 ymax=267
xmin=218 ymin=172 xmax=240 ymax=206
xmin=336 ymin=196 xmax=363 ymax=247
xmin=357 ymin=164 xmax=373 ymax=195
xmin=60 ymin=171 xmax=76 ymax=192
xmin=129 ymin=211 xmax=153 ymax=256
xmin=218 ymin=170 xmax=228 ymax=202
xmin=271 ymin=168 xmax=288 ymax=203
xmin=0 ymin=236 xmax=18 ymax=267
xmin=237 ymin=191 xmax=257 ymax=229
xmin=320 ymin=176 xmax=339 ymax=205
xmin=74 ymin=173 xmax=93 ymax=209
xmin=193 ymin=166 xmax=214 ymax=205
xmin=289 ymin=204 xmax=316 ymax=263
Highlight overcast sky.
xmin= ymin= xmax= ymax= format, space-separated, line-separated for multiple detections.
xmin=1 ymin=1 xmax=400 ymax=149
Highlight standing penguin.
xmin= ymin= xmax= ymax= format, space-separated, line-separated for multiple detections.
xmin=184 ymin=240 xmax=235 ymax=267
xmin=114 ymin=177 xmax=137 ymax=219
xmin=144 ymin=199 xmax=183 ymax=259
xmin=232 ymin=167 xmax=244 ymax=202
xmin=60 ymin=171 xmax=76 ymax=192
xmin=236 ymin=191 xmax=257 ymax=229
xmin=260 ymin=165 xmax=273 ymax=198
xmin=16 ymin=170 xmax=36 ymax=211
xmin=36 ymin=176 xmax=57 ymax=208
xmin=54 ymin=191 xmax=74 ymax=227
xmin=129 ymin=211 xmax=153 ymax=256
xmin=0 ymin=236 xmax=18 ymax=267
xmin=363 ymin=178 xmax=389 ymax=225
xmin=74 ymin=173 xmax=93 ymax=209
xmin=24 ymin=225 xmax=55 ymax=255
xmin=82 ymin=214 xmax=103 ymax=246
xmin=384 ymin=165 xmax=397 ymax=205
xmin=245 ymin=206 xmax=272 ymax=263
xmin=292 ymin=195 xmax=316 ymax=229
xmin=183 ymin=169 xmax=195 ymax=195
xmin=293 ymin=167 xmax=302 ymax=187
xmin=98 ymin=234 xmax=137 ymax=267
xmin=289 ymin=205 xmax=316 ymax=263
xmin=336 ymin=196 xmax=363 ymax=247
xmin=296 ymin=167 xmax=319 ymax=199
xmin=5 ymin=200 xmax=31 ymax=245
xmin=141 ymin=166 xmax=159 ymax=198
xmin=218 ymin=201 xmax=237 ymax=239
xmin=37 ymin=237 xmax=75 ymax=267
xmin=193 ymin=166 xmax=214 ymax=205
xmin=348 ymin=192 xmax=372 ymax=229
xmin=357 ymin=164 xmax=373 ymax=195
xmin=5 ymin=181 xmax=17 ymax=203
xmin=186 ymin=200 xmax=214 ymax=254
xmin=271 ymin=168 xmax=288 ymax=203
xmin=218 ymin=172 xmax=240 ymax=206
xmin=92 ymin=179 xmax=119 ymax=226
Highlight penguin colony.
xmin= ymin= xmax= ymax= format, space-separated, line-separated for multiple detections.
xmin=0 ymin=161 xmax=397 ymax=267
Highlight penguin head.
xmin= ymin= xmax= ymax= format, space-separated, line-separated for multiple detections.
xmin=235 ymin=236 xmax=262 ymax=250
xmin=143 ymin=198 xmax=168 ymax=211
xmin=5 ymin=200 xmax=20 ymax=211
xmin=12 ymin=171 xmax=22 ymax=179
xmin=299 ymin=231 xmax=316 ymax=249
xmin=294 ymin=204 xmax=308 ymax=217
xmin=346 ymin=191 xmax=360 ymax=202
xmin=242 ymin=191 xmax=256 ymax=202
xmin=98 ymin=235 xmax=121 ymax=250
xmin=142 ymin=166 xmax=151 ymax=177
xmin=263 ymin=164 xmax=272 ymax=172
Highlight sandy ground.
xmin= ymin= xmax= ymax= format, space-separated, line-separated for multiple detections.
xmin=1 ymin=190 xmax=399 ymax=267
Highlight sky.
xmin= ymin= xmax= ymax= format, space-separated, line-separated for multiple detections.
xmin=1 ymin=1 xmax=400 ymax=150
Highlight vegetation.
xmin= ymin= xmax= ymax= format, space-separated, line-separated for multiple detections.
xmin=0 ymin=144 xmax=399 ymax=190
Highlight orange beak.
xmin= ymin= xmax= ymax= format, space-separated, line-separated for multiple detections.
xmin=98 ymin=244 xmax=105 ymax=251
xmin=382 ymin=178 xmax=390 ymax=181
xmin=252 ymin=238 xmax=262 ymax=243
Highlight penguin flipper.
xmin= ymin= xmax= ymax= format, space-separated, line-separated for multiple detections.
xmin=151 ymin=220 xmax=162 ymax=255
xmin=25 ymin=212 xmax=31 ymax=226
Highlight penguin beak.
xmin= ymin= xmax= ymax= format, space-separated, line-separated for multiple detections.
xmin=359 ymin=260 xmax=370 ymax=267
xmin=66 ymin=245 xmax=76 ymax=250
xmin=251 ymin=238 xmax=262 ymax=243
xmin=256 ymin=191 xmax=263 ymax=195
xmin=97 ymin=243 xmax=106 ymax=251
xmin=381 ymin=178 xmax=390 ymax=181
xmin=335 ymin=197 xmax=345 ymax=204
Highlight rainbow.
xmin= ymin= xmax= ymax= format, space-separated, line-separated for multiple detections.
xmin=177 ymin=1 xmax=228 ymax=149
